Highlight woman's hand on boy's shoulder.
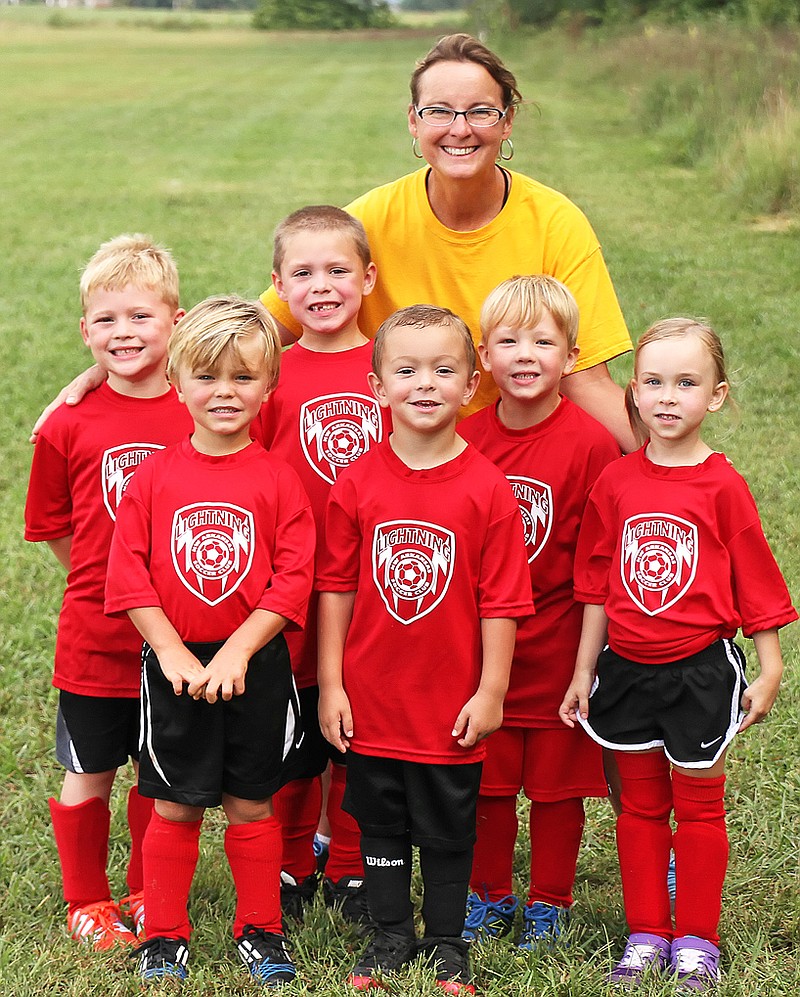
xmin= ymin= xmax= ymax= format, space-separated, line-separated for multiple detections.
xmin=30 ymin=364 xmax=106 ymax=443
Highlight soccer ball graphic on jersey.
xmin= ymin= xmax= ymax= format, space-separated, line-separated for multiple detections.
xmin=621 ymin=513 xmax=697 ymax=616
xmin=636 ymin=545 xmax=676 ymax=590
xmin=172 ymin=503 xmax=255 ymax=606
xmin=372 ymin=520 xmax=455 ymax=625
xmin=193 ymin=532 xmax=235 ymax=579
xmin=391 ymin=553 xmax=432 ymax=599
xmin=323 ymin=422 xmax=363 ymax=466
xmin=300 ymin=393 xmax=382 ymax=484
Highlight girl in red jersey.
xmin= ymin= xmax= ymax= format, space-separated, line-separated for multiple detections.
xmin=559 ymin=318 xmax=796 ymax=993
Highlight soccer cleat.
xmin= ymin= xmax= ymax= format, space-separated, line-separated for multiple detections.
xmin=348 ymin=927 xmax=417 ymax=990
xmin=517 ymin=901 xmax=569 ymax=949
xmin=236 ymin=926 xmax=296 ymax=986
xmin=131 ymin=935 xmax=189 ymax=982
xmin=608 ymin=932 xmax=671 ymax=986
xmin=670 ymin=936 xmax=721 ymax=992
xmin=67 ymin=899 xmax=138 ymax=950
xmin=323 ymin=875 xmax=371 ymax=924
xmin=461 ymin=891 xmax=518 ymax=943
xmin=119 ymin=890 xmax=146 ymax=938
xmin=418 ymin=936 xmax=475 ymax=995
xmin=280 ymin=870 xmax=318 ymax=921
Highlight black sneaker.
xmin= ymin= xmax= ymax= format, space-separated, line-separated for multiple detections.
xmin=280 ymin=870 xmax=318 ymax=921
xmin=348 ymin=927 xmax=417 ymax=990
xmin=236 ymin=926 xmax=296 ymax=986
xmin=417 ymin=935 xmax=474 ymax=995
xmin=323 ymin=875 xmax=371 ymax=924
xmin=131 ymin=935 xmax=189 ymax=982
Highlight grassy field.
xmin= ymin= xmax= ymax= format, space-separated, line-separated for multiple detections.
xmin=0 ymin=11 xmax=798 ymax=996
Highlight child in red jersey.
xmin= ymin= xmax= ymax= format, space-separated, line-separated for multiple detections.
xmin=560 ymin=318 xmax=797 ymax=992
xmin=106 ymin=296 xmax=315 ymax=985
xmin=259 ymin=205 xmax=383 ymax=923
xmin=25 ymin=235 xmax=188 ymax=950
xmin=317 ymin=305 xmax=534 ymax=994
xmin=458 ymin=276 xmax=620 ymax=948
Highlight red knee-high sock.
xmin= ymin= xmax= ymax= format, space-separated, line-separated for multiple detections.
xmin=143 ymin=811 xmax=201 ymax=940
xmin=528 ymin=798 xmax=585 ymax=908
xmin=672 ymin=771 xmax=727 ymax=946
xmin=469 ymin=794 xmax=517 ymax=900
xmin=615 ymin=752 xmax=674 ymax=939
xmin=225 ymin=816 xmax=284 ymax=937
xmin=272 ymin=776 xmax=321 ymax=881
xmin=324 ymin=762 xmax=364 ymax=882
xmin=126 ymin=786 xmax=154 ymax=893
xmin=49 ymin=797 xmax=111 ymax=912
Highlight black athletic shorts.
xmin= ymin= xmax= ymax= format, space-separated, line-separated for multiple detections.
xmin=138 ymin=635 xmax=304 ymax=807
xmin=286 ymin=684 xmax=344 ymax=780
xmin=344 ymin=751 xmax=482 ymax=850
xmin=56 ymin=690 xmax=140 ymax=773
xmin=579 ymin=638 xmax=747 ymax=769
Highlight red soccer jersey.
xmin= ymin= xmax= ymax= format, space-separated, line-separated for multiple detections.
xmin=459 ymin=397 xmax=620 ymax=726
xmin=574 ymin=447 xmax=797 ymax=663
xmin=257 ymin=341 xmax=389 ymax=687
xmin=105 ymin=439 xmax=316 ymax=642
xmin=24 ymin=384 xmax=192 ymax=697
xmin=316 ymin=440 xmax=535 ymax=765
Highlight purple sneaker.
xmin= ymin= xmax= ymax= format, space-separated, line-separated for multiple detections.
xmin=670 ymin=936 xmax=721 ymax=992
xmin=609 ymin=933 xmax=671 ymax=985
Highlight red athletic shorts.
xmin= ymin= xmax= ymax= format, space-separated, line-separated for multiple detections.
xmin=479 ymin=725 xmax=608 ymax=802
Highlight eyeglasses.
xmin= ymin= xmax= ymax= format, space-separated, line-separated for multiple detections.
xmin=415 ymin=106 xmax=508 ymax=128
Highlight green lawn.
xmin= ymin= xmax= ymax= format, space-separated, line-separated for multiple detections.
xmin=0 ymin=12 xmax=797 ymax=996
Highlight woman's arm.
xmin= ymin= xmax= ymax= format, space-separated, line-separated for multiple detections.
xmin=560 ymin=364 xmax=636 ymax=453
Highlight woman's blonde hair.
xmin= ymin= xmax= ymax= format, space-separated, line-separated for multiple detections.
xmin=625 ymin=317 xmax=733 ymax=447
xmin=167 ymin=295 xmax=281 ymax=393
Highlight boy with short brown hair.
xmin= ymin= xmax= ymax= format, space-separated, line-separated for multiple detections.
xmin=317 ymin=304 xmax=533 ymax=993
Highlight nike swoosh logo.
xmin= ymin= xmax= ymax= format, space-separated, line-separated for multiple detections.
xmin=700 ymin=736 xmax=723 ymax=749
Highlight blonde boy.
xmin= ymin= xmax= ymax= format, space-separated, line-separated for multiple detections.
xmin=458 ymin=276 xmax=620 ymax=946
xmin=258 ymin=206 xmax=382 ymax=922
xmin=24 ymin=235 xmax=189 ymax=949
xmin=105 ymin=295 xmax=315 ymax=984
xmin=316 ymin=305 xmax=533 ymax=993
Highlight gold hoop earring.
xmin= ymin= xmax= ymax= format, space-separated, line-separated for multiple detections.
xmin=411 ymin=137 xmax=424 ymax=160
xmin=498 ymin=138 xmax=514 ymax=162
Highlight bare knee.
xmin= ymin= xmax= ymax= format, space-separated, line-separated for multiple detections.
xmin=222 ymin=794 xmax=272 ymax=825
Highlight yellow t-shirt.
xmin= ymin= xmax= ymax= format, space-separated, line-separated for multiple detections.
xmin=262 ymin=168 xmax=631 ymax=417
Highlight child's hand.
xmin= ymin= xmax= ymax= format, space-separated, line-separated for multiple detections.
xmin=159 ymin=646 xmax=206 ymax=696
xmin=193 ymin=647 xmax=248 ymax=704
xmin=319 ymin=688 xmax=353 ymax=753
xmin=739 ymin=673 xmax=781 ymax=732
xmin=558 ymin=677 xmax=592 ymax=729
xmin=452 ymin=691 xmax=502 ymax=748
